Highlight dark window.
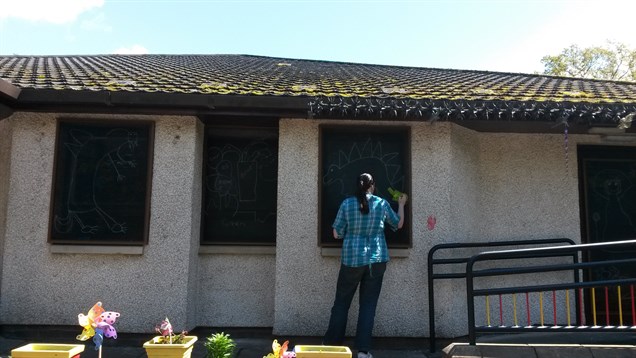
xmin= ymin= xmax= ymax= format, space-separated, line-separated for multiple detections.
xmin=202 ymin=125 xmax=278 ymax=245
xmin=320 ymin=125 xmax=411 ymax=247
xmin=49 ymin=120 xmax=154 ymax=245
xmin=578 ymin=145 xmax=636 ymax=324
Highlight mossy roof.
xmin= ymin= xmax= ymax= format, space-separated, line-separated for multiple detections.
xmin=1 ymin=54 xmax=635 ymax=104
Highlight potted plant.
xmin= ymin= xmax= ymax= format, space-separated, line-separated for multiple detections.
xmin=11 ymin=301 xmax=119 ymax=358
xmin=204 ymin=332 xmax=236 ymax=358
xmin=143 ymin=317 xmax=198 ymax=358
xmin=10 ymin=343 xmax=85 ymax=358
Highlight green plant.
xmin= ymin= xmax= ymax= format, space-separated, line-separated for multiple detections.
xmin=204 ymin=332 xmax=236 ymax=358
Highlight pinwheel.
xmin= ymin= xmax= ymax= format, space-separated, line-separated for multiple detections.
xmin=77 ymin=301 xmax=120 ymax=357
xmin=263 ymin=339 xmax=295 ymax=358
xmin=155 ymin=317 xmax=174 ymax=343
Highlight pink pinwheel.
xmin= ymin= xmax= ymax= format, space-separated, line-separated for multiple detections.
xmin=77 ymin=301 xmax=120 ymax=355
xmin=156 ymin=317 xmax=174 ymax=340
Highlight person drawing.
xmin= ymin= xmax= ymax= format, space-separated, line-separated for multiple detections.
xmin=323 ymin=172 xmax=408 ymax=358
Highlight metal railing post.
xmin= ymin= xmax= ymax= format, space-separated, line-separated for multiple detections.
xmin=466 ymin=257 xmax=477 ymax=345
xmin=427 ymin=247 xmax=437 ymax=353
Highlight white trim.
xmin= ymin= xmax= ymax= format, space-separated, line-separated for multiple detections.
xmin=198 ymin=245 xmax=276 ymax=255
xmin=49 ymin=245 xmax=144 ymax=255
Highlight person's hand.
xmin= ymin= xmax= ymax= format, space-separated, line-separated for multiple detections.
xmin=398 ymin=193 xmax=408 ymax=206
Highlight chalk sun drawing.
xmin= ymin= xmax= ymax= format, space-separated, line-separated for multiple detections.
xmin=323 ymin=138 xmax=404 ymax=200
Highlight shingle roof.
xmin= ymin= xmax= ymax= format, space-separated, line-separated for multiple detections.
xmin=0 ymin=54 xmax=635 ymax=128
xmin=1 ymin=54 xmax=635 ymax=104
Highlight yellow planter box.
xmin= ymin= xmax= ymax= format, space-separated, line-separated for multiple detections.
xmin=143 ymin=336 xmax=198 ymax=358
xmin=11 ymin=343 xmax=85 ymax=358
xmin=294 ymin=345 xmax=352 ymax=358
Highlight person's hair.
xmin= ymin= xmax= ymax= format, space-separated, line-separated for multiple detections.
xmin=356 ymin=173 xmax=374 ymax=214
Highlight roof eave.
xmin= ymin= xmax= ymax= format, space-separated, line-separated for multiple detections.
xmin=11 ymin=89 xmax=312 ymax=118
xmin=0 ymin=79 xmax=21 ymax=120
xmin=6 ymin=88 xmax=636 ymax=134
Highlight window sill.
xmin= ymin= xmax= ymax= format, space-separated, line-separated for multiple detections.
xmin=49 ymin=245 xmax=144 ymax=255
xmin=199 ymin=245 xmax=276 ymax=255
xmin=321 ymin=248 xmax=410 ymax=258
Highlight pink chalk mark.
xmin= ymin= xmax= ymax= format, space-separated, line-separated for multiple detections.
xmin=427 ymin=215 xmax=436 ymax=230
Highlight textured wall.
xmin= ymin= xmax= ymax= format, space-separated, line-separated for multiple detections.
xmin=274 ymin=118 xmax=331 ymax=335
xmin=449 ymin=125 xmax=480 ymax=240
xmin=1 ymin=111 xmax=627 ymax=339
xmin=197 ymin=254 xmax=276 ymax=327
xmin=430 ymin=131 xmax=609 ymax=337
xmin=0 ymin=113 xmax=201 ymax=333
xmin=429 ymin=124 xmax=482 ymax=338
xmin=477 ymin=132 xmax=582 ymax=240
xmin=0 ymin=118 xmax=13 ymax=300
xmin=274 ymin=119 xmax=450 ymax=337
xmin=273 ymin=119 xmax=612 ymax=339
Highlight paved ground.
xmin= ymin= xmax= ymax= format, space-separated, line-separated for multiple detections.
xmin=0 ymin=326 xmax=438 ymax=358
xmin=443 ymin=342 xmax=636 ymax=358
xmin=2 ymin=326 xmax=635 ymax=358
xmin=443 ymin=333 xmax=636 ymax=358
xmin=0 ymin=336 xmax=433 ymax=358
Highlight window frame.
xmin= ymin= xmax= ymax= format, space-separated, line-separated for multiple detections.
xmin=318 ymin=124 xmax=412 ymax=248
xmin=201 ymin=121 xmax=279 ymax=246
xmin=48 ymin=119 xmax=155 ymax=246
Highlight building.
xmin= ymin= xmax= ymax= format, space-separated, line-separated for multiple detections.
xmin=0 ymin=55 xmax=635 ymax=338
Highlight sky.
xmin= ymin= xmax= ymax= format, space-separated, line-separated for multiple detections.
xmin=0 ymin=0 xmax=634 ymax=74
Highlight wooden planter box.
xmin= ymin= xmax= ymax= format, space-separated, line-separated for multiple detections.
xmin=11 ymin=343 xmax=85 ymax=358
xmin=294 ymin=345 xmax=352 ymax=358
xmin=143 ymin=336 xmax=198 ymax=358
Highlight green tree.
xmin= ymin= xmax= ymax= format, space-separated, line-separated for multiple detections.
xmin=541 ymin=41 xmax=636 ymax=81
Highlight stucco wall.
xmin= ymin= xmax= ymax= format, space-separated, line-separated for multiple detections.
xmin=477 ymin=132 xmax=583 ymax=240
xmin=274 ymin=118 xmax=330 ymax=334
xmin=0 ymin=117 xmax=13 ymax=301
xmin=429 ymin=131 xmax=612 ymax=337
xmin=274 ymin=119 xmax=613 ymax=338
xmin=0 ymin=113 xmax=202 ymax=333
xmin=449 ymin=125 xmax=480 ymax=239
xmin=197 ymin=254 xmax=276 ymax=327
xmin=1 ymin=111 xmax=628 ymax=339
xmin=274 ymin=119 xmax=453 ymax=337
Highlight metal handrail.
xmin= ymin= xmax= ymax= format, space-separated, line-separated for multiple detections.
xmin=466 ymin=239 xmax=636 ymax=345
xmin=427 ymin=238 xmax=575 ymax=352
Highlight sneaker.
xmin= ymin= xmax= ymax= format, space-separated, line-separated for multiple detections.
xmin=358 ymin=352 xmax=373 ymax=358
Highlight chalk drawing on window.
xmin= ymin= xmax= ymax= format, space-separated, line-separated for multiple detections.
xmin=323 ymin=137 xmax=404 ymax=200
xmin=54 ymin=128 xmax=139 ymax=235
xmin=205 ymin=140 xmax=276 ymax=225
xmin=591 ymin=168 xmax=636 ymax=244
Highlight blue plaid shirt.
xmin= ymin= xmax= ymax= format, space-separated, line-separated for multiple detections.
xmin=332 ymin=194 xmax=400 ymax=267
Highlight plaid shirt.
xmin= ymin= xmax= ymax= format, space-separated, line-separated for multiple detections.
xmin=332 ymin=194 xmax=400 ymax=267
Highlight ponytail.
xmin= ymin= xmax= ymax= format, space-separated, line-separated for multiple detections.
xmin=356 ymin=173 xmax=374 ymax=214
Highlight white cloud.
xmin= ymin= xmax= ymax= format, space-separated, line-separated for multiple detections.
xmin=0 ymin=0 xmax=105 ymax=24
xmin=80 ymin=12 xmax=112 ymax=32
xmin=113 ymin=45 xmax=149 ymax=55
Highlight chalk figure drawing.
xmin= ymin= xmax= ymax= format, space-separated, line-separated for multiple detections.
xmin=323 ymin=138 xmax=404 ymax=203
xmin=54 ymin=128 xmax=140 ymax=235
xmin=590 ymin=167 xmax=636 ymax=282
xmin=206 ymin=141 xmax=276 ymax=227
xmin=591 ymin=169 xmax=635 ymax=242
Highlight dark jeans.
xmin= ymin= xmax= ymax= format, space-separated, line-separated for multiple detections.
xmin=323 ymin=262 xmax=387 ymax=352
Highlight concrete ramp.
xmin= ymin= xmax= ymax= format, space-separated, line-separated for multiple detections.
xmin=443 ymin=343 xmax=636 ymax=358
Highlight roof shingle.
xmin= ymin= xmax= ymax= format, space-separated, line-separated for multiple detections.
xmin=1 ymin=54 xmax=635 ymax=104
